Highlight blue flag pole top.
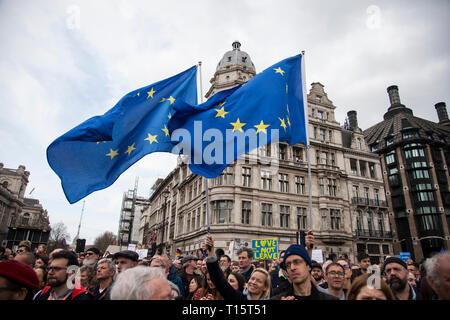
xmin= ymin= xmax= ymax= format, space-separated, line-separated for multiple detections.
xmin=47 ymin=66 xmax=197 ymax=204
xmin=168 ymin=53 xmax=308 ymax=178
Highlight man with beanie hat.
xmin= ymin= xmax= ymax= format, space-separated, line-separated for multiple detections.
xmin=271 ymin=244 xmax=337 ymax=300
xmin=383 ymin=256 xmax=419 ymax=300
xmin=0 ymin=260 xmax=40 ymax=300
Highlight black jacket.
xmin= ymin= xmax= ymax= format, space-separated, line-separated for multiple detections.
xmin=239 ymin=264 xmax=255 ymax=283
xmin=271 ymin=282 xmax=339 ymax=300
xmin=207 ymin=256 xmax=248 ymax=301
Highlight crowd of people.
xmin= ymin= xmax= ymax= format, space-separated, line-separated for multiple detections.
xmin=0 ymin=234 xmax=449 ymax=301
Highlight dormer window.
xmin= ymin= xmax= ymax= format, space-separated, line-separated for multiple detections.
xmin=242 ymin=56 xmax=247 ymax=63
xmin=402 ymin=128 xmax=419 ymax=140
xmin=315 ymin=96 xmax=322 ymax=103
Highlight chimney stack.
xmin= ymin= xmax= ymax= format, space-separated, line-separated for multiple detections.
xmin=387 ymin=85 xmax=401 ymax=106
xmin=435 ymin=102 xmax=450 ymax=125
xmin=347 ymin=110 xmax=358 ymax=131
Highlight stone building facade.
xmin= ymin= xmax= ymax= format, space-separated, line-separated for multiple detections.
xmin=0 ymin=163 xmax=50 ymax=250
xmin=140 ymin=43 xmax=392 ymax=263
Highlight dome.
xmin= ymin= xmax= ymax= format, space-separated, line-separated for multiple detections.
xmin=216 ymin=41 xmax=256 ymax=72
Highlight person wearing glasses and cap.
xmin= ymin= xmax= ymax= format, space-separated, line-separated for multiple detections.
xmin=271 ymin=244 xmax=338 ymax=300
xmin=33 ymin=250 xmax=92 ymax=300
xmin=84 ymin=247 xmax=101 ymax=267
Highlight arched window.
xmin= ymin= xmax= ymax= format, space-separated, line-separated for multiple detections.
xmin=367 ymin=211 xmax=374 ymax=234
xmin=356 ymin=211 xmax=363 ymax=232
xmin=377 ymin=212 xmax=384 ymax=233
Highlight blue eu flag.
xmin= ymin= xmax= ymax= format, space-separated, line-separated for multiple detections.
xmin=47 ymin=66 xmax=197 ymax=203
xmin=168 ymin=54 xmax=308 ymax=178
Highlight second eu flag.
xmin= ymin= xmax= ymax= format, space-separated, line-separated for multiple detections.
xmin=47 ymin=66 xmax=197 ymax=204
xmin=169 ymin=54 xmax=308 ymax=178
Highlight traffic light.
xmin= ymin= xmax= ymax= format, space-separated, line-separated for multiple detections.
xmin=76 ymin=238 xmax=86 ymax=253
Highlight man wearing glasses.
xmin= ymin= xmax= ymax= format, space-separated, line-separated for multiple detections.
xmin=317 ymin=263 xmax=346 ymax=300
xmin=33 ymin=250 xmax=92 ymax=300
xmin=84 ymin=247 xmax=100 ymax=267
xmin=271 ymin=244 xmax=338 ymax=300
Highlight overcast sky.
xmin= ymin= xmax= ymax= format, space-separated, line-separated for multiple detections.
xmin=1 ymin=0 xmax=449 ymax=245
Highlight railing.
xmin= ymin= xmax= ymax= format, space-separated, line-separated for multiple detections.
xmin=352 ymin=197 xmax=388 ymax=207
xmin=355 ymin=228 xmax=393 ymax=238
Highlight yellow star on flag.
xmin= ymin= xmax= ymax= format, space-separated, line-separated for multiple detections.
xmin=147 ymin=88 xmax=156 ymax=99
xmin=160 ymin=97 xmax=166 ymax=103
xmin=168 ymin=112 xmax=172 ymax=119
xmin=137 ymin=92 xmax=140 ymax=97
xmin=106 ymin=148 xmax=119 ymax=159
xmin=167 ymin=96 xmax=176 ymax=104
xmin=162 ymin=125 xmax=170 ymax=136
xmin=144 ymin=133 xmax=158 ymax=144
xmin=279 ymin=117 xmax=287 ymax=132
xmin=215 ymin=106 xmax=228 ymax=118
xmin=124 ymin=143 xmax=136 ymax=156
xmin=254 ymin=120 xmax=270 ymax=134
xmin=230 ymin=118 xmax=246 ymax=132
xmin=274 ymin=67 xmax=285 ymax=76
xmin=287 ymin=116 xmax=291 ymax=127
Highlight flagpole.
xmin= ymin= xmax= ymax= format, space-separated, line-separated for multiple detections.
xmin=301 ymin=51 xmax=313 ymax=231
xmin=198 ymin=61 xmax=211 ymax=236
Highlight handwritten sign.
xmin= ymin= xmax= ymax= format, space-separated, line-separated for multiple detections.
xmin=252 ymin=238 xmax=278 ymax=260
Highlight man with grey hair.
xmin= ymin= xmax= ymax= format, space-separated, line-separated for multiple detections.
xmin=424 ymin=250 xmax=450 ymax=300
xmin=110 ymin=266 xmax=171 ymax=300
xmin=91 ymin=258 xmax=116 ymax=300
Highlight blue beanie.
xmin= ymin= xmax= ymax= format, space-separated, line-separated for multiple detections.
xmin=281 ymin=244 xmax=312 ymax=270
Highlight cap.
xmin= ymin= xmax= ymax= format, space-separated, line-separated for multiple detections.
xmin=311 ymin=262 xmax=322 ymax=271
xmin=382 ymin=256 xmax=408 ymax=274
xmin=181 ymin=255 xmax=199 ymax=265
xmin=86 ymin=247 xmax=100 ymax=255
xmin=280 ymin=244 xmax=312 ymax=270
xmin=114 ymin=250 xmax=139 ymax=262
xmin=0 ymin=260 xmax=40 ymax=293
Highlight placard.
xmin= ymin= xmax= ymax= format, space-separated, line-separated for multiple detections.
xmin=252 ymin=238 xmax=278 ymax=260
xmin=311 ymin=249 xmax=323 ymax=263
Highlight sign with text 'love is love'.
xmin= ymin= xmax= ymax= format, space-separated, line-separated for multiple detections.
xmin=252 ymin=238 xmax=278 ymax=260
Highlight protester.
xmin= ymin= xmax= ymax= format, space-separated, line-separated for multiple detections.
xmin=195 ymin=259 xmax=203 ymax=276
xmin=271 ymin=244 xmax=337 ymax=300
xmin=77 ymin=252 xmax=85 ymax=266
xmin=168 ymin=280 xmax=182 ymax=300
xmin=310 ymin=262 xmax=324 ymax=286
xmin=91 ymin=258 xmax=115 ymax=300
xmin=204 ymin=235 xmax=269 ymax=300
xmin=79 ymin=265 xmax=97 ymax=291
xmin=110 ymin=266 xmax=171 ymax=300
xmin=166 ymin=256 xmax=185 ymax=297
xmin=180 ymin=254 xmax=199 ymax=298
xmin=357 ymin=252 xmax=371 ymax=273
xmin=346 ymin=273 xmax=395 ymax=300
xmin=36 ymin=244 xmax=47 ymax=258
xmin=220 ymin=254 xmax=232 ymax=275
xmin=317 ymin=263 xmax=346 ymax=300
xmin=34 ymin=255 xmax=49 ymax=269
xmin=227 ymin=272 xmax=246 ymax=292
xmin=0 ymin=260 xmax=40 ymax=300
xmin=186 ymin=275 xmax=203 ymax=300
xmin=84 ymin=247 xmax=101 ymax=267
xmin=34 ymin=250 xmax=91 ymax=300
xmin=424 ymin=250 xmax=450 ymax=300
xmin=237 ymin=247 xmax=254 ymax=282
xmin=337 ymin=258 xmax=353 ymax=290
xmin=408 ymin=272 xmax=417 ymax=287
xmin=14 ymin=251 xmax=35 ymax=267
xmin=16 ymin=244 xmax=32 ymax=256
xmin=198 ymin=270 xmax=223 ymax=300
xmin=383 ymin=256 xmax=419 ymax=300
xmin=113 ymin=250 xmax=139 ymax=274
xmin=34 ymin=266 xmax=47 ymax=290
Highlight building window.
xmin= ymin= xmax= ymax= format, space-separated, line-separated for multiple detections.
xmin=329 ymin=130 xmax=333 ymax=143
xmin=385 ymin=151 xmax=396 ymax=165
xmin=280 ymin=205 xmax=290 ymax=228
xmin=319 ymin=178 xmax=325 ymax=196
xmin=353 ymin=185 xmax=360 ymax=198
xmin=279 ymin=173 xmax=289 ymax=193
xmin=360 ymin=161 xmax=367 ymax=177
xmin=330 ymin=209 xmax=341 ymax=230
xmin=242 ymin=167 xmax=251 ymax=187
xmin=410 ymin=169 xmax=430 ymax=179
xmin=295 ymin=176 xmax=305 ymax=195
xmin=279 ymin=144 xmax=287 ymax=160
xmin=317 ymin=110 xmax=324 ymax=119
xmin=327 ymin=178 xmax=337 ymax=197
xmin=321 ymin=152 xmax=328 ymax=165
xmin=319 ymin=128 xmax=326 ymax=141
xmin=260 ymin=143 xmax=271 ymax=157
xmin=364 ymin=187 xmax=370 ymax=203
xmin=356 ymin=211 xmax=363 ymax=232
xmin=297 ymin=207 xmax=307 ymax=230
xmin=374 ymin=189 xmax=380 ymax=205
xmin=404 ymin=147 xmax=425 ymax=159
xmin=214 ymin=200 xmax=233 ymax=224
xmin=293 ymin=147 xmax=303 ymax=162
xmin=377 ymin=212 xmax=384 ymax=232
xmin=415 ymin=191 xmax=435 ymax=202
xmin=216 ymin=166 xmax=233 ymax=185
xmin=261 ymin=203 xmax=272 ymax=226
xmin=22 ymin=213 xmax=30 ymax=226
xmin=261 ymin=170 xmax=273 ymax=190
xmin=350 ymin=158 xmax=358 ymax=175
xmin=357 ymin=138 xmax=363 ymax=150
xmin=369 ymin=163 xmax=376 ymax=178
xmin=242 ymin=201 xmax=251 ymax=225
xmin=367 ymin=212 xmax=374 ymax=234
xmin=321 ymin=209 xmax=328 ymax=230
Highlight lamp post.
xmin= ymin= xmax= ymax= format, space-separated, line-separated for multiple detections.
xmin=160 ymin=188 xmax=170 ymax=255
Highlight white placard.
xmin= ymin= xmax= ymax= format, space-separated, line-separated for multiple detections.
xmin=136 ymin=249 xmax=148 ymax=260
xmin=311 ymin=249 xmax=323 ymax=263
xmin=127 ymin=244 xmax=137 ymax=252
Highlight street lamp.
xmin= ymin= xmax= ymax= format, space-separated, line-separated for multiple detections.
xmin=160 ymin=188 xmax=170 ymax=254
